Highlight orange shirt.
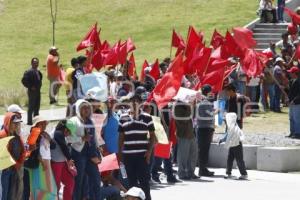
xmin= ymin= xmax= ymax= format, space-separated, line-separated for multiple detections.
xmin=47 ymin=54 xmax=60 ymax=79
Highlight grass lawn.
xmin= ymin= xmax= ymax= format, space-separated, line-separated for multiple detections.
xmin=0 ymin=0 xmax=258 ymax=111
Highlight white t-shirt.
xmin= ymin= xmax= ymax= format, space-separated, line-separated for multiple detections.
xmin=40 ymin=137 xmax=51 ymax=160
xmin=247 ymin=77 xmax=260 ymax=87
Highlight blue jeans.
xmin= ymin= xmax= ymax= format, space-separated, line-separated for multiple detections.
xmin=289 ymin=104 xmax=300 ymax=136
xmin=151 ymin=156 xmax=173 ymax=179
xmin=274 ymin=85 xmax=282 ymax=112
xmin=72 ymin=147 xmax=102 ymax=200
xmin=261 ymin=84 xmax=275 ymax=110
xmin=237 ymin=81 xmax=246 ymax=95
xmin=1 ymin=169 xmax=12 ymax=200
xmin=246 ymin=86 xmax=257 ymax=103
xmin=277 ymin=0 xmax=285 ymax=21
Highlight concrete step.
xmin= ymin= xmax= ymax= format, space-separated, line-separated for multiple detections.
xmin=255 ymin=43 xmax=270 ymax=49
xmin=253 ymin=33 xmax=282 ymax=39
xmin=255 ymin=38 xmax=281 ymax=44
xmin=253 ymin=28 xmax=287 ymax=33
xmin=255 ymin=23 xmax=288 ymax=29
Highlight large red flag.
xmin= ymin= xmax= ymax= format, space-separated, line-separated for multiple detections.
xmin=284 ymin=8 xmax=300 ymax=25
xmin=152 ymin=53 xmax=184 ymax=109
xmin=233 ymin=27 xmax=257 ymax=50
xmin=183 ymin=46 xmax=211 ymax=76
xmin=205 ymin=58 xmax=229 ymax=75
xmin=149 ymin=59 xmax=160 ymax=81
xmin=240 ymin=48 xmax=265 ymax=77
xmin=223 ymin=31 xmax=244 ymax=58
xmin=140 ymin=60 xmax=149 ymax=82
xmin=128 ymin=53 xmax=137 ymax=80
xmin=77 ymin=23 xmax=100 ymax=51
xmin=185 ymin=26 xmax=204 ymax=57
xmin=103 ymin=42 xmax=119 ymax=66
xmin=210 ymin=29 xmax=225 ymax=49
xmin=172 ymin=29 xmax=186 ymax=51
xmin=195 ymin=66 xmax=226 ymax=93
xmin=126 ymin=38 xmax=136 ymax=53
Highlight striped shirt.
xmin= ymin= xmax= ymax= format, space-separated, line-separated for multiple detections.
xmin=119 ymin=112 xmax=155 ymax=154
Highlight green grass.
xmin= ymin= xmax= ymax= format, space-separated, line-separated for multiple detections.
xmin=0 ymin=0 xmax=258 ymax=112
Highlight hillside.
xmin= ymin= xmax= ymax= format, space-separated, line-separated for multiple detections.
xmin=0 ymin=0 xmax=257 ymax=108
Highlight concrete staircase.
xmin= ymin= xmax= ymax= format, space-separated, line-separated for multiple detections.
xmin=252 ymin=23 xmax=288 ymax=51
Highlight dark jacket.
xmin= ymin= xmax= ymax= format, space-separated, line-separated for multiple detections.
xmin=174 ymin=102 xmax=194 ymax=139
xmin=21 ymin=68 xmax=43 ymax=90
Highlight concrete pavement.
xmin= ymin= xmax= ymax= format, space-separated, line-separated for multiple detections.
xmin=151 ymin=168 xmax=300 ymax=200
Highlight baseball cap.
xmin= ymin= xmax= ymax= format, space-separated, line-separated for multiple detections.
xmin=49 ymin=46 xmax=58 ymax=51
xmin=124 ymin=187 xmax=145 ymax=200
xmin=7 ymin=104 xmax=25 ymax=114
xmin=287 ymin=66 xmax=300 ymax=74
xmin=66 ymin=118 xmax=77 ymax=136
xmin=32 ymin=116 xmax=48 ymax=127
xmin=275 ymin=57 xmax=284 ymax=63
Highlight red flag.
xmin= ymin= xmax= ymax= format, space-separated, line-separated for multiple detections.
xmin=233 ymin=27 xmax=257 ymax=50
xmin=205 ymin=58 xmax=229 ymax=75
xmin=128 ymin=53 xmax=137 ymax=80
xmin=91 ymin=48 xmax=104 ymax=71
xmin=223 ymin=31 xmax=244 ymax=58
xmin=140 ymin=60 xmax=149 ymax=82
xmin=184 ymin=46 xmax=212 ymax=77
xmin=126 ymin=38 xmax=136 ymax=53
xmin=118 ymin=41 xmax=128 ymax=64
xmin=240 ymin=48 xmax=265 ymax=77
xmin=172 ymin=29 xmax=185 ymax=51
xmin=149 ymin=59 xmax=160 ymax=81
xmin=288 ymin=23 xmax=298 ymax=35
xmin=185 ymin=26 xmax=204 ymax=57
xmin=196 ymin=66 xmax=226 ymax=93
xmin=284 ymin=8 xmax=300 ymax=25
xmin=210 ymin=29 xmax=225 ymax=49
xmin=103 ymin=42 xmax=119 ymax=66
xmin=154 ymin=142 xmax=173 ymax=159
xmin=76 ymin=23 xmax=100 ymax=51
xmin=152 ymin=53 xmax=184 ymax=109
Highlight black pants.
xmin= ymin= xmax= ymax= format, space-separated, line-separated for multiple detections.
xmin=260 ymin=9 xmax=277 ymax=23
xmin=226 ymin=143 xmax=247 ymax=176
xmin=197 ymin=128 xmax=214 ymax=174
xmin=27 ymin=89 xmax=41 ymax=125
xmin=123 ymin=153 xmax=151 ymax=200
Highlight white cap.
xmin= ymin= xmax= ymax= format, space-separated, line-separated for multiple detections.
xmin=144 ymin=67 xmax=152 ymax=73
xmin=275 ymin=57 xmax=284 ymax=63
xmin=7 ymin=104 xmax=25 ymax=114
xmin=124 ymin=187 xmax=145 ymax=200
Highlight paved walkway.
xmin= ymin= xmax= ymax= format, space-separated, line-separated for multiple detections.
xmin=0 ymin=107 xmax=66 ymax=123
xmin=152 ymin=168 xmax=300 ymax=200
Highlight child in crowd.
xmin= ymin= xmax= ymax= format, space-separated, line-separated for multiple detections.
xmin=219 ymin=113 xmax=248 ymax=180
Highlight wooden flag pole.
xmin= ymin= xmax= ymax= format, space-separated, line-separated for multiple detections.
xmin=50 ymin=0 xmax=58 ymax=46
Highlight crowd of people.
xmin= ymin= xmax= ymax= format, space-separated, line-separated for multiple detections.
xmin=0 ymin=5 xmax=300 ymax=200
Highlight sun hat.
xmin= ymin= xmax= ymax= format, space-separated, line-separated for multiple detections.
xmin=32 ymin=116 xmax=48 ymax=127
xmin=7 ymin=104 xmax=25 ymax=114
